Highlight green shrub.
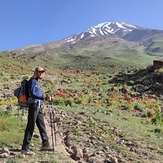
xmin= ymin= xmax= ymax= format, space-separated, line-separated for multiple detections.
xmin=10 ymin=74 xmax=17 ymax=80
xmin=22 ymin=75 xmax=29 ymax=80
xmin=52 ymin=98 xmax=65 ymax=106
xmin=0 ymin=116 xmax=25 ymax=146
xmin=64 ymin=99 xmax=76 ymax=107
xmin=152 ymin=110 xmax=163 ymax=125
xmin=0 ymin=109 xmax=12 ymax=117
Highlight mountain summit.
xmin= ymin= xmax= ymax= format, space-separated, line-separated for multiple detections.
xmin=62 ymin=21 xmax=163 ymax=57
xmin=65 ymin=22 xmax=146 ymax=44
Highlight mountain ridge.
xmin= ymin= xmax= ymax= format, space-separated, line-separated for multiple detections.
xmin=3 ymin=21 xmax=163 ymax=73
xmin=4 ymin=21 xmax=163 ymax=52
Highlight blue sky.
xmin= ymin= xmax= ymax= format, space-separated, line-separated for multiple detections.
xmin=0 ymin=0 xmax=163 ymax=51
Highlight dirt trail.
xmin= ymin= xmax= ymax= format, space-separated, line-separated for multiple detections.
xmin=44 ymin=113 xmax=77 ymax=163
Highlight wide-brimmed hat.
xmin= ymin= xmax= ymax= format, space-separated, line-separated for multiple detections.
xmin=35 ymin=66 xmax=45 ymax=72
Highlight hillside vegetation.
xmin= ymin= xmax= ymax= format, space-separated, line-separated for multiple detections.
xmin=1 ymin=53 xmax=163 ymax=162
xmin=3 ymin=35 xmax=157 ymax=74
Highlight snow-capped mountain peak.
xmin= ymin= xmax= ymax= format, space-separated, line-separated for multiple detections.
xmin=65 ymin=22 xmax=145 ymax=44
xmin=88 ymin=22 xmax=144 ymax=35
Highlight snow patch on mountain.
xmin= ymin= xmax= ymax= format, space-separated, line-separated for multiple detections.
xmin=65 ymin=22 xmax=145 ymax=44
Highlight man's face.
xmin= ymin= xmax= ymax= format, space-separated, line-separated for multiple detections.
xmin=37 ymin=71 xmax=45 ymax=79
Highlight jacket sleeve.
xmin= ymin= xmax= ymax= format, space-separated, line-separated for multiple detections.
xmin=28 ymin=79 xmax=44 ymax=100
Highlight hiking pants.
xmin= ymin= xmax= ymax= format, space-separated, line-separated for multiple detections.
xmin=22 ymin=103 xmax=49 ymax=150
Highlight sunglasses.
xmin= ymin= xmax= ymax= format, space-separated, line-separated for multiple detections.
xmin=38 ymin=71 xmax=45 ymax=73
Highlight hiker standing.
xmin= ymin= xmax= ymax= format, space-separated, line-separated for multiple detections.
xmin=21 ymin=66 xmax=52 ymax=155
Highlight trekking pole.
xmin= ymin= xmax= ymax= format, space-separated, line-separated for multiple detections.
xmin=49 ymin=103 xmax=55 ymax=153
xmin=18 ymin=106 xmax=20 ymax=117
xmin=52 ymin=109 xmax=57 ymax=146
xmin=19 ymin=106 xmax=23 ymax=125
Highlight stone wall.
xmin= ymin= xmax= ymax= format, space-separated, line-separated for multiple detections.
xmin=153 ymin=60 xmax=163 ymax=70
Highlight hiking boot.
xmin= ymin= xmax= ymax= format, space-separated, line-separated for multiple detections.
xmin=21 ymin=149 xmax=35 ymax=156
xmin=41 ymin=146 xmax=55 ymax=151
